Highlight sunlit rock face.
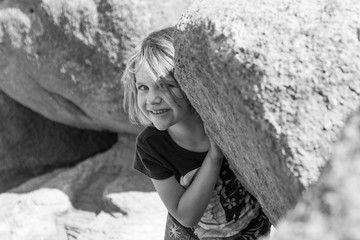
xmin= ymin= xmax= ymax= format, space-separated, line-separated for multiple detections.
xmin=0 ymin=89 xmax=117 ymax=192
xmin=174 ymin=0 xmax=360 ymax=223
xmin=1 ymin=134 xmax=160 ymax=240
xmin=0 ymin=0 xmax=192 ymax=133
xmin=271 ymin=108 xmax=360 ymax=240
xmin=0 ymin=189 xmax=166 ymax=240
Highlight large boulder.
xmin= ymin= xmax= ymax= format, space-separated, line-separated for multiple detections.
xmin=270 ymin=108 xmax=360 ymax=240
xmin=175 ymin=0 xmax=360 ymax=223
xmin=0 ymin=0 xmax=192 ymax=133
xmin=0 ymin=89 xmax=117 ymax=192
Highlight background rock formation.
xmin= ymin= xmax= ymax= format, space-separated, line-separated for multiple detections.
xmin=1 ymin=135 xmax=160 ymax=240
xmin=0 ymin=0 xmax=194 ymax=186
xmin=269 ymin=108 xmax=360 ymax=240
xmin=0 ymin=89 xmax=117 ymax=192
xmin=0 ymin=0 xmax=191 ymax=133
xmin=174 ymin=0 xmax=360 ymax=223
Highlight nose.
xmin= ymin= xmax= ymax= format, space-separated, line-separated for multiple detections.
xmin=146 ymin=88 xmax=162 ymax=105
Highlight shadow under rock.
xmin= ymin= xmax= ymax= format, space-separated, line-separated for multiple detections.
xmin=71 ymin=134 xmax=155 ymax=214
xmin=0 ymin=89 xmax=118 ymax=193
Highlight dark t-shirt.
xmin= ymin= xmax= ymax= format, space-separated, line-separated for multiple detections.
xmin=134 ymin=127 xmax=270 ymax=239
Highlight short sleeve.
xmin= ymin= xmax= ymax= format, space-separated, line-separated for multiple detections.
xmin=134 ymin=139 xmax=173 ymax=180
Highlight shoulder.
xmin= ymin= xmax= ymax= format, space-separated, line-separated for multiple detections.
xmin=136 ymin=126 xmax=162 ymax=144
xmin=134 ymin=127 xmax=174 ymax=180
xmin=135 ymin=127 xmax=174 ymax=161
xmin=136 ymin=127 xmax=168 ymax=153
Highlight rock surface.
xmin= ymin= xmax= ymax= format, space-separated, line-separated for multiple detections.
xmin=0 ymin=89 xmax=117 ymax=192
xmin=2 ymin=135 xmax=165 ymax=240
xmin=0 ymin=189 xmax=166 ymax=240
xmin=174 ymin=0 xmax=360 ymax=223
xmin=268 ymin=108 xmax=360 ymax=240
xmin=0 ymin=189 xmax=70 ymax=240
xmin=0 ymin=0 xmax=192 ymax=133
xmin=9 ymin=134 xmax=154 ymax=209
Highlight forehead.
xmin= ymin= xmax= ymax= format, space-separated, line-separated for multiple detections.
xmin=135 ymin=61 xmax=171 ymax=83
xmin=135 ymin=62 xmax=157 ymax=83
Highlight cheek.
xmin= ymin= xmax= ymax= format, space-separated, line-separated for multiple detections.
xmin=169 ymin=89 xmax=190 ymax=109
xmin=137 ymin=94 xmax=145 ymax=109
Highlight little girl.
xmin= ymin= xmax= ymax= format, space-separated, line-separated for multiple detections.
xmin=121 ymin=27 xmax=271 ymax=240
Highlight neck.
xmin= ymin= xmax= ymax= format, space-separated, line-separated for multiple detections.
xmin=167 ymin=116 xmax=209 ymax=152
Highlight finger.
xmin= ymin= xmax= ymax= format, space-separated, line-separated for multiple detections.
xmin=204 ymin=124 xmax=213 ymax=139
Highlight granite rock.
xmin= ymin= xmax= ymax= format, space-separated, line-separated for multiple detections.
xmin=174 ymin=0 xmax=360 ymax=223
xmin=0 ymin=0 xmax=192 ymax=133
xmin=269 ymin=108 xmax=360 ymax=240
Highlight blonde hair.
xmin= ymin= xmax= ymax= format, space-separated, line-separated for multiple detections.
xmin=121 ymin=27 xmax=192 ymax=126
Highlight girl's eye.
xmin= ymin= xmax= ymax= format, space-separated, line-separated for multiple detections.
xmin=159 ymin=76 xmax=178 ymax=89
xmin=137 ymin=85 xmax=148 ymax=91
xmin=167 ymin=82 xmax=178 ymax=88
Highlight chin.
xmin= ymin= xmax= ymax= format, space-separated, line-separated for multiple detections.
xmin=152 ymin=123 xmax=170 ymax=131
xmin=154 ymin=126 xmax=169 ymax=131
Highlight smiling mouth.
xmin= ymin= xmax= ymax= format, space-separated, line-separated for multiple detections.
xmin=149 ymin=109 xmax=170 ymax=115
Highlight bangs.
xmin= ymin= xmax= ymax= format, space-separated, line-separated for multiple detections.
xmin=135 ymin=41 xmax=175 ymax=82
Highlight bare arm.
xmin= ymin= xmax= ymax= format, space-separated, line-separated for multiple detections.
xmin=151 ymin=138 xmax=223 ymax=227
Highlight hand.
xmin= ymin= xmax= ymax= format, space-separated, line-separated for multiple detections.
xmin=204 ymin=125 xmax=223 ymax=157
xmin=207 ymin=137 xmax=224 ymax=163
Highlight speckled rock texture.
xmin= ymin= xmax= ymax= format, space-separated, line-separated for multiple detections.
xmin=1 ymin=136 xmax=162 ymax=240
xmin=0 ymin=89 xmax=117 ymax=192
xmin=0 ymin=0 xmax=191 ymax=133
xmin=269 ymin=108 xmax=360 ymax=240
xmin=174 ymin=0 xmax=360 ymax=223
xmin=0 ymin=190 xmax=165 ymax=240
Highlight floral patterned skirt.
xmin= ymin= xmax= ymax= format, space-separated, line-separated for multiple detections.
xmin=164 ymin=211 xmax=271 ymax=240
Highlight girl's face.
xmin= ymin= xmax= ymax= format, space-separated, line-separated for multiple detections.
xmin=135 ymin=63 xmax=193 ymax=131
